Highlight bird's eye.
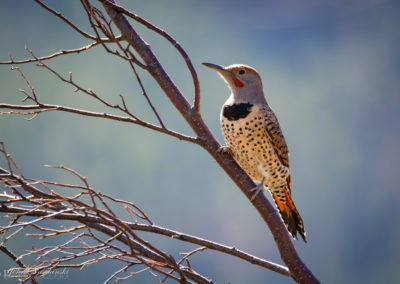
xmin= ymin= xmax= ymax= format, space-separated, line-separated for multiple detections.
xmin=238 ymin=69 xmax=245 ymax=75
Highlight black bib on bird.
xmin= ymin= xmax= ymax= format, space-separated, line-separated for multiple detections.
xmin=222 ymin=103 xmax=253 ymax=121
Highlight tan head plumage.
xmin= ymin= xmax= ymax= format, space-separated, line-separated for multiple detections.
xmin=203 ymin=62 xmax=266 ymax=104
xmin=224 ymin=64 xmax=262 ymax=85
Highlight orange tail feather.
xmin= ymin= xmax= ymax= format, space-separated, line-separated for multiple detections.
xmin=272 ymin=187 xmax=306 ymax=242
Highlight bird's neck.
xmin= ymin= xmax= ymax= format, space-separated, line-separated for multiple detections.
xmin=227 ymin=87 xmax=267 ymax=105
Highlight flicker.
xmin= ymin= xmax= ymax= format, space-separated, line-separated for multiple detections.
xmin=203 ymin=62 xmax=306 ymax=241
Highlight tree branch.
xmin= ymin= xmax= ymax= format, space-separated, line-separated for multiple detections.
xmin=33 ymin=0 xmax=98 ymax=40
xmin=0 ymin=103 xmax=199 ymax=144
xmin=127 ymin=223 xmax=290 ymax=277
xmin=0 ymin=43 xmax=96 ymax=65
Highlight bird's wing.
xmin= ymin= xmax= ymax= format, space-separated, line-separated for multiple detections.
xmin=260 ymin=106 xmax=290 ymax=168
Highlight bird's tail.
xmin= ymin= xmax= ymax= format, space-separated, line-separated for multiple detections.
xmin=272 ymin=184 xmax=306 ymax=242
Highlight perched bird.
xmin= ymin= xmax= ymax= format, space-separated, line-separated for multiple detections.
xmin=203 ymin=62 xmax=306 ymax=241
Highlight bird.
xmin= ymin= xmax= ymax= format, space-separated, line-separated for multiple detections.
xmin=203 ymin=62 xmax=306 ymax=242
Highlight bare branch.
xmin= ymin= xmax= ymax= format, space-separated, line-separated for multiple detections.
xmin=124 ymin=50 xmax=166 ymax=128
xmin=0 ymin=42 xmax=98 ymax=65
xmin=0 ymin=246 xmax=39 ymax=284
xmin=103 ymin=263 xmax=135 ymax=284
xmin=80 ymin=0 xmax=148 ymax=69
xmin=98 ymin=0 xmax=201 ymax=113
xmin=80 ymin=1 xmax=163 ymax=127
xmin=0 ymin=103 xmax=199 ymax=144
xmin=128 ymin=223 xmax=290 ymax=276
xmin=10 ymin=66 xmax=38 ymax=102
xmin=33 ymin=0 xmax=98 ymax=40
xmin=1 ymin=51 xmax=198 ymax=143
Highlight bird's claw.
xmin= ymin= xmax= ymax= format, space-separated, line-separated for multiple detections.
xmin=215 ymin=146 xmax=233 ymax=156
xmin=249 ymin=177 xmax=265 ymax=201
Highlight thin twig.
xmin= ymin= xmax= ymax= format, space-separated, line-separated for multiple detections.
xmin=122 ymin=46 xmax=166 ymax=128
xmin=0 ymin=246 xmax=39 ymax=284
xmin=81 ymin=0 xmax=148 ymax=69
xmin=0 ymin=42 xmax=99 ymax=65
xmin=103 ymin=263 xmax=135 ymax=284
xmin=99 ymin=192 xmax=153 ymax=224
xmin=33 ymin=0 xmax=97 ymax=40
xmin=11 ymin=66 xmax=38 ymax=101
xmin=99 ymin=0 xmax=201 ymax=113
xmin=80 ymin=0 xmax=163 ymax=129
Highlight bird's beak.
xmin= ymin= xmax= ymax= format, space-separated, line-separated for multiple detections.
xmin=202 ymin=62 xmax=230 ymax=75
xmin=202 ymin=62 xmax=243 ymax=88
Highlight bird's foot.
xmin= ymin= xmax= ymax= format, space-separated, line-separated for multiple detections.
xmin=215 ymin=146 xmax=233 ymax=156
xmin=250 ymin=177 xmax=265 ymax=201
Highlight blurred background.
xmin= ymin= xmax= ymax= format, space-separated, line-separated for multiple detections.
xmin=1 ymin=0 xmax=399 ymax=283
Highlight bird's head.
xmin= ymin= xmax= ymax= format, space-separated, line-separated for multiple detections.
xmin=202 ymin=62 xmax=265 ymax=103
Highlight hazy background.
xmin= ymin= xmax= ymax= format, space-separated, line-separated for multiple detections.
xmin=1 ymin=0 xmax=399 ymax=283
